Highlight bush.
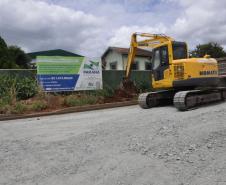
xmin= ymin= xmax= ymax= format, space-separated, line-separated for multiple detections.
xmin=11 ymin=102 xmax=27 ymax=114
xmin=64 ymin=95 xmax=98 ymax=107
xmin=95 ymin=88 xmax=115 ymax=98
xmin=0 ymin=94 xmax=15 ymax=105
xmin=64 ymin=96 xmax=81 ymax=107
xmin=0 ymin=75 xmax=38 ymax=100
xmin=31 ymin=101 xmax=47 ymax=111
xmin=83 ymin=95 xmax=98 ymax=105
xmin=0 ymin=75 xmax=16 ymax=98
xmin=16 ymin=77 xmax=38 ymax=100
xmin=0 ymin=99 xmax=11 ymax=114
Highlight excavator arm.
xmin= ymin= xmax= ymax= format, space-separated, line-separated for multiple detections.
xmin=125 ymin=33 xmax=174 ymax=78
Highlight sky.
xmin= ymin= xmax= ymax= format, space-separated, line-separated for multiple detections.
xmin=0 ymin=0 xmax=226 ymax=57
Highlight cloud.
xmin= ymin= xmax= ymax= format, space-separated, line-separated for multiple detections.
xmin=0 ymin=0 xmax=226 ymax=57
xmin=170 ymin=0 xmax=226 ymax=48
xmin=0 ymin=0 xmax=105 ymax=56
xmin=108 ymin=24 xmax=167 ymax=48
xmin=108 ymin=0 xmax=226 ymax=51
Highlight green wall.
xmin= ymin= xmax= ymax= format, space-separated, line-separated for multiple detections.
xmin=102 ymin=70 xmax=152 ymax=90
xmin=0 ymin=69 xmax=152 ymax=90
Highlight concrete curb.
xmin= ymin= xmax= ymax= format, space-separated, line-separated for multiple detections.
xmin=0 ymin=101 xmax=138 ymax=121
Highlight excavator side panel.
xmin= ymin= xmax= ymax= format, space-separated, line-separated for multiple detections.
xmin=172 ymin=58 xmax=219 ymax=88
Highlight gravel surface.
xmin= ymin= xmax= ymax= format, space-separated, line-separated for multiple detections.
xmin=1 ymin=102 xmax=226 ymax=185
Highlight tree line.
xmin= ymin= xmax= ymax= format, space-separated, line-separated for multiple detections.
xmin=0 ymin=35 xmax=226 ymax=69
xmin=0 ymin=36 xmax=31 ymax=69
xmin=190 ymin=42 xmax=226 ymax=58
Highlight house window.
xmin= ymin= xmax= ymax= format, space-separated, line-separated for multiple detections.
xmin=110 ymin=62 xmax=117 ymax=70
xmin=132 ymin=61 xmax=139 ymax=70
xmin=145 ymin=61 xmax=152 ymax=70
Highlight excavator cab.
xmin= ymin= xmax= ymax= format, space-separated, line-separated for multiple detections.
xmin=151 ymin=41 xmax=188 ymax=88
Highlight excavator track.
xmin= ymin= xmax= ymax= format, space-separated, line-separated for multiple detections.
xmin=138 ymin=92 xmax=158 ymax=109
xmin=138 ymin=90 xmax=175 ymax=109
xmin=174 ymin=88 xmax=226 ymax=111
xmin=139 ymin=88 xmax=226 ymax=111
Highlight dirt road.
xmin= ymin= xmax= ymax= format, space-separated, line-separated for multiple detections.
xmin=1 ymin=103 xmax=226 ymax=185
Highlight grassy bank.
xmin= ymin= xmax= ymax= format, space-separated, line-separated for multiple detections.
xmin=0 ymin=74 xmax=137 ymax=115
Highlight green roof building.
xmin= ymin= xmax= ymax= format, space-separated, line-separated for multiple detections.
xmin=27 ymin=49 xmax=83 ymax=68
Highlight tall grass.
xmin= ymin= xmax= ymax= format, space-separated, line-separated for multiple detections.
xmin=0 ymin=74 xmax=38 ymax=101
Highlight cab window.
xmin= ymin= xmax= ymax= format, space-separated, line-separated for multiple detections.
xmin=152 ymin=46 xmax=169 ymax=70
xmin=161 ymin=46 xmax=169 ymax=65
xmin=173 ymin=42 xmax=187 ymax=60
xmin=152 ymin=49 xmax=161 ymax=70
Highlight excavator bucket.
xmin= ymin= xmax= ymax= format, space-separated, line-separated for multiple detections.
xmin=117 ymin=78 xmax=138 ymax=98
xmin=121 ymin=78 xmax=137 ymax=92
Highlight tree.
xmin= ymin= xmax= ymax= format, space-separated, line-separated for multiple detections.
xmin=8 ymin=46 xmax=31 ymax=69
xmin=0 ymin=36 xmax=14 ymax=68
xmin=0 ymin=36 xmax=31 ymax=69
xmin=190 ymin=42 xmax=226 ymax=58
xmin=0 ymin=36 xmax=7 ymax=48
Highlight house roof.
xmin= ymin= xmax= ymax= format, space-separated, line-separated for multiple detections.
xmin=27 ymin=49 xmax=83 ymax=59
xmin=102 ymin=47 xmax=152 ymax=59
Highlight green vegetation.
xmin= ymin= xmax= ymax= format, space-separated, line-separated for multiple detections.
xmin=90 ymin=86 xmax=115 ymax=98
xmin=190 ymin=42 xmax=226 ymax=58
xmin=12 ymin=102 xmax=27 ymax=114
xmin=0 ymin=75 xmax=38 ymax=100
xmin=31 ymin=101 xmax=48 ymax=111
xmin=0 ymin=71 xmax=141 ymax=115
xmin=0 ymin=74 xmax=125 ymax=115
xmin=16 ymin=77 xmax=38 ymax=100
xmin=0 ymin=36 xmax=31 ymax=69
xmin=64 ymin=95 xmax=98 ymax=107
xmin=0 ymin=99 xmax=11 ymax=114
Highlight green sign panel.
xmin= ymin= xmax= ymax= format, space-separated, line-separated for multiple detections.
xmin=36 ymin=56 xmax=102 ymax=91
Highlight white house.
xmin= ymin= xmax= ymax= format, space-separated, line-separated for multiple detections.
xmin=101 ymin=47 xmax=152 ymax=70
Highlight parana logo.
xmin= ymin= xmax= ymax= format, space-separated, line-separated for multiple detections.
xmin=84 ymin=60 xmax=99 ymax=70
xmin=83 ymin=60 xmax=100 ymax=74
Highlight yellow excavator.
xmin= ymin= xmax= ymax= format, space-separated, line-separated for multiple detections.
xmin=123 ymin=33 xmax=226 ymax=110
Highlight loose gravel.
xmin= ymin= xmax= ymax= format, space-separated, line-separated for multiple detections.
xmin=1 ymin=102 xmax=226 ymax=185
